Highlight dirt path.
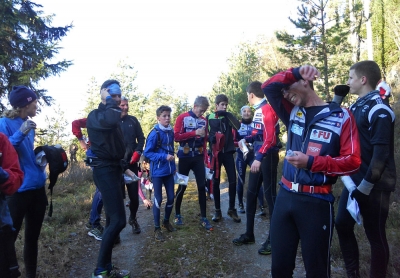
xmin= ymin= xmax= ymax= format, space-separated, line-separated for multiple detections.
xmin=71 ymin=177 xmax=344 ymax=277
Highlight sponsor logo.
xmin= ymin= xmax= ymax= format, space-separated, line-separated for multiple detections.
xmin=254 ymin=123 xmax=262 ymax=129
xmin=320 ymin=119 xmax=341 ymax=127
xmin=291 ymin=123 xmax=303 ymax=136
xmin=331 ymin=112 xmax=344 ymax=118
xmin=362 ymin=105 xmax=369 ymax=112
xmin=306 ymin=142 xmax=322 ymax=156
xmin=378 ymin=114 xmax=387 ymax=118
xmin=310 ymin=129 xmax=332 ymax=143
xmin=296 ymin=111 xmax=303 ymax=118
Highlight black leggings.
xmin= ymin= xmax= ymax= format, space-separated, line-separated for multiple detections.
xmin=6 ymin=186 xmax=47 ymax=278
xmin=175 ymin=155 xmax=207 ymax=218
xmin=270 ymin=188 xmax=334 ymax=278
xmin=93 ymin=165 xmax=126 ymax=271
xmin=211 ymin=152 xmax=237 ymax=210
xmin=124 ymin=163 xmax=139 ymax=220
xmin=335 ymin=187 xmax=390 ymax=278
xmin=245 ymin=150 xmax=278 ymax=237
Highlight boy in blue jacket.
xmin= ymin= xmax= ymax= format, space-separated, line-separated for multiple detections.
xmin=143 ymin=105 xmax=176 ymax=242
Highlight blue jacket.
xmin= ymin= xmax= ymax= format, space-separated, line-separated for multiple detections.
xmin=143 ymin=124 xmax=176 ymax=178
xmin=0 ymin=117 xmax=46 ymax=192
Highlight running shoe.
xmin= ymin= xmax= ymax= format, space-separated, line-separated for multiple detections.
xmin=257 ymin=206 xmax=267 ymax=216
xmin=200 ymin=218 xmax=214 ymax=231
xmin=238 ymin=203 xmax=245 ymax=214
xmin=258 ymin=239 xmax=272 ymax=255
xmin=88 ymin=226 xmax=103 ymax=241
xmin=162 ymin=221 xmax=176 ymax=232
xmin=174 ymin=214 xmax=184 ymax=225
xmin=212 ymin=209 xmax=222 ymax=222
xmin=232 ymin=233 xmax=256 ymax=246
xmin=154 ymin=227 xmax=165 ymax=242
xmin=227 ymin=208 xmax=241 ymax=223
xmin=129 ymin=217 xmax=141 ymax=234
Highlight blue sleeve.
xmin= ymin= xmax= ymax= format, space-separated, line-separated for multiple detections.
xmin=143 ymin=130 xmax=167 ymax=162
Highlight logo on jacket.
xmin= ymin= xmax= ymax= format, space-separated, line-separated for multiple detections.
xmin=296 ymin=111 xmax=303 ymax=118
xmin=291 ymin=123 xmax=304 ymax=136
xmin=306 ymin=142 xmax=322 ymax=156
xmin=310 ymin=129 xmax=331 ymax=143
xmin=362 ymin=105 xmax=369 ymax=112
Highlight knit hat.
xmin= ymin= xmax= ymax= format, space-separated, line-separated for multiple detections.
xmin=9 ymin=86 xmax=37 ymax=108
xmin=240 ymin=105 xmax=251 ymax=114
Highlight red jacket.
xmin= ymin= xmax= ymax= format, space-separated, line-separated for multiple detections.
xmin=0 ymin=132 xmax=24 ymax=195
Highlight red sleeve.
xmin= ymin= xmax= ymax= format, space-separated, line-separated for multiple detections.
xmin=311 ymin=109 xmax=361 ymax=176
xmin=72 ymin=118 xmax=87 ymax=139
xmin=174 ymin=113 xmax=196 ymax=142
xmin=0 ymin=133 xmax=24 ymax=195
xmin=258 ymin=105 xmax=278 ymax=155
xmin=233 ymin=127 xmax=239 ymax=148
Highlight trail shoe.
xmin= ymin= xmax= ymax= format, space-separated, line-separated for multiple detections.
xmin=238 ymin=203 xmax=245 ymax=214
xmin=85 ymin=221 xmax=92 ymax=230
xmin=154 ymin=227 xmax=165 ymax=242
xmin=162 ymin=221 xmax=176 ymax=232
xmin=200 ymin=218 xmax=214 ymax=231
xmin=227 ymin=208 xmax=241 ymax=223
xmin=109 ymin=266 xmax=131 ymax=278
xmin=258 ymin=239 xmax=272 ymax=255
xmin=212 ymin=209 xmax=222 ymax=222
xmin=232 ymin=233 xmax=256 ymax=246
xmin=88 ymin=226 xmax=103 ymax=241
xmin=174 ymin=214 xmax=184 ymax=225
xmin=129 ymin=217 xmax=141 ymax=234
xmin=257 ymin=206 xmax=267 ymax=216
xmin=92 ymin=267 xmax=131 ymax=278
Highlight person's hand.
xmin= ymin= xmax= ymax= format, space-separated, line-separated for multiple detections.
xmin=250 ymin=160 xmax=261 ymax=173
xmin=78 ymin=140 xmax=88 ymax=150
xmin=143 ymin=199 xmax=152 ymax=208
xmin=166 ymin=154 xmax=175 ymax=161
xmin=350 ymin=188 xmax=369 ymax=207
xmin=19 ymin=119 xmax=36 ymax=135
xmin=299 ymin=65 xmax=320 ymax=81
xmin=285 ymin=151 xmax=309 ymax=169
xmin=130 ymin=151 xmax=141 ymax=164
xmin=195 ymin=127 xmax=206 ymax=137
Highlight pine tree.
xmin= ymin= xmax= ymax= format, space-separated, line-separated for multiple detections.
xmin=276 ymin=0 xmax=353 ymax=100
xmin=0 ymin=0 xmax=72 ymax=111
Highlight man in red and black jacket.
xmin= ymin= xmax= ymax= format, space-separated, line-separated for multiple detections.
xmin=262 ymin=65 xmax=361 ymax=277
xmin=174 ymin=96 xmax=213 ymax=231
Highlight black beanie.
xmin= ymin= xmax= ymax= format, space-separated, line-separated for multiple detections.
xmin=9 ymin=85 xmax=37 ymax=108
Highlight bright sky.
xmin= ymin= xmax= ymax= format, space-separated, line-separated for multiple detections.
xmin=34 ymin=0 xmax=298 ymax=127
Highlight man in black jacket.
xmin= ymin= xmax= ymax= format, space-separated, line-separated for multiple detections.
xmin=119 ymin=95 xmax=145 ymax=234
xmin=87 ymin=81 xmax=132 ymax=278
xmin=207 ymin=94 xmax=241 ymax=223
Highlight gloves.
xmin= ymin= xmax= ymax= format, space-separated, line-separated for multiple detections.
xmin=350 ymin=188 xmax=369 ymax=206
xmin=130 ymin=151 xmax=141 ymax=164
xmin=19 ymin=119 xmax=36 ymax=135
xmin=215 ymin=110 xmax=227 ymax=117
xmin=332 ymin=85 xmax=350 ymax=105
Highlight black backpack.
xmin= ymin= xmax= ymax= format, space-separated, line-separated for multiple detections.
xmin=34 ymin=144 xmax=69 ymax=217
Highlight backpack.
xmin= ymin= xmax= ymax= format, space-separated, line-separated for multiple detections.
xmin=34 ymin=144 xmax=69 ymax=217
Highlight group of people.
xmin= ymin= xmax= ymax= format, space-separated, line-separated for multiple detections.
xmin=0 ymin=59 xmax=395 ymax=278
